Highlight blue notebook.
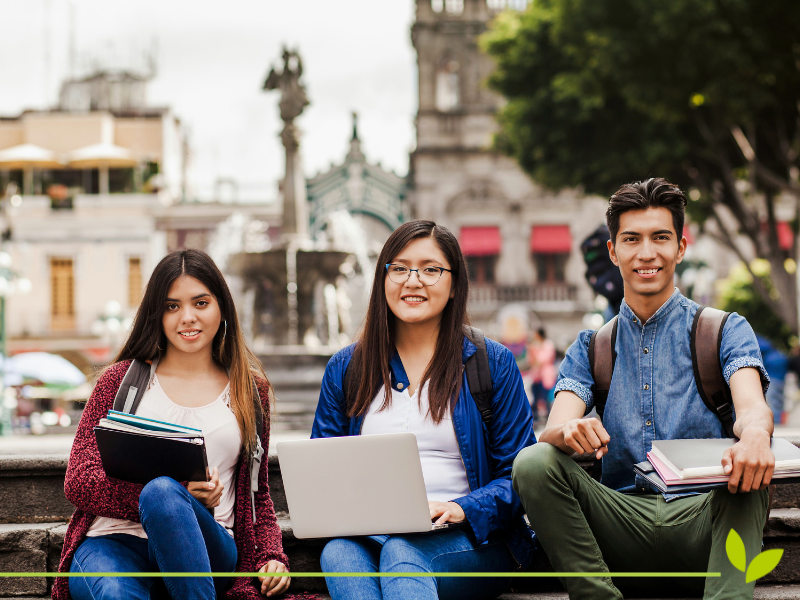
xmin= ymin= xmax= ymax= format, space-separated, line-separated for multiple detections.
xmin=107 ymin=410 xmax=202 ymax=434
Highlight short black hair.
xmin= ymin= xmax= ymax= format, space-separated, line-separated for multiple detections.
xmin=606 ymin=178 xmax=687 ymax=244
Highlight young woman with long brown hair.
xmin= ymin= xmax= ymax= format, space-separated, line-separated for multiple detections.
xmin=54 ymin=249 xmax=291 ymax=600
xmin=312 ymin=220 xmax=537 ymax=600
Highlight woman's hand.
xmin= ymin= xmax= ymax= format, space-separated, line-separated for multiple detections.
xmin=187 ymin=466 xmax=223 ymax=509
xmin=258 ymin=561 xmax=291 ymax=597
xmin=429 ymin=500 xmax=465 ymax=525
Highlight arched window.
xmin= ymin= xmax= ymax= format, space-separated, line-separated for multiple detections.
xmin=436 ymin=58 xmax=460 ymax=112
xmin=445 ymin=0 xmax=464 ymax=13
xmin=431 ymin=0 xmax=444 ymax=12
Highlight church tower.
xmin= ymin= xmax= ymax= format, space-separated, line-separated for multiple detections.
xmin=408 ymin=0 xmax=606 ymax=344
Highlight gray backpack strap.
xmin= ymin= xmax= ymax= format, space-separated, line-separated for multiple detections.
xmin=112 ymin=359 xmax=155 ymax=414
xmin=691 ymin=306 xmax=735 ymax=437
xmin=588 ymin=316 xmax=618 ymax=420
xmin=249 ymin=377 xmax=265 ymax=523
xmin=463 ymin=325 xmax=493 ymax=426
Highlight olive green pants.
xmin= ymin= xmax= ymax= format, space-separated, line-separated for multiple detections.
xmin=512 ymin=443 xmax=770 ymax=599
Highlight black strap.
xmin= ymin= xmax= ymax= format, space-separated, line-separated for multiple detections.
xmin=463 ymin=325 xmax=493 ymax=426
xmin=112 ymin=359 xmax=152 ymax=415
xmin=342 ymin=326 xmax=494 ymax=426
xmin=691 ymin=306 xmax=735 ymax=437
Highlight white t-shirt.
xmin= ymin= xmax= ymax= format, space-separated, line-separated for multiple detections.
xmin=86 ymin=373 xmax=242 ymax=538
xmin=360 ymin=381 xmax=471 ymax=502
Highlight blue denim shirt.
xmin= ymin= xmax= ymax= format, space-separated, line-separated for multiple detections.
xmin=311 ymin=335 xmax=537 ymax=567
xmin=555 ymin=289 xmax=769 ymax=495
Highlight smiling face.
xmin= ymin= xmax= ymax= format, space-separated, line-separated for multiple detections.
xmin=608 ymin=206 xmax=686 ymax=305
xmin=162 ymin=275 xmax=223 ymax=357
xmin=384 ymin=236 xmax=454 ymax=327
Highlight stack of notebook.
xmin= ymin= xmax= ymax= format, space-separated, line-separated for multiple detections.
xmin=634 ymin=438 xmax=800 ymax=493
xmin=94 ymin=410 xmax=209 ymax=485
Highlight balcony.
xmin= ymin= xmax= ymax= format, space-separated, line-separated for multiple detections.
xmin=469 ymin=283 xmax=580 ymax=314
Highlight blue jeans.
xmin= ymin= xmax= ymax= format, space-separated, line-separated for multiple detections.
xmin=320 ymin=528 xmax=515 ymax=600
xmin=69 ymin=476 xmax=238 ymax=600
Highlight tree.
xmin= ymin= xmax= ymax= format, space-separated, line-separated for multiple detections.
xmin=481 ymin=0 xmax=800 ymax=333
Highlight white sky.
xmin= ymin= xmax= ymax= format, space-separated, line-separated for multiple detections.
xmin=0 ymin=0 xmax=417 ymax=201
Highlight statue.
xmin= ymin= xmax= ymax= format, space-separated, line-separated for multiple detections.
xmin=263 ymin=47 xmax=309 ymax=126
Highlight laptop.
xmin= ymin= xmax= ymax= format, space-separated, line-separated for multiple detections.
xmin=277 ymin=432 xmax=460 ymax=539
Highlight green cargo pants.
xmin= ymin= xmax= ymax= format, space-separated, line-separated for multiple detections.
xmin=512 ymin=443 xmax=770 ymax=599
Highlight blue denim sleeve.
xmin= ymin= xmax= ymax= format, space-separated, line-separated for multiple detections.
xmin=553 ymin=329 xmax=595 ymax=414
xmin=310 ymin=350 xmax=352 ymax=439
xmin=719 ymin=312 xmax=770 ymax=394
xmin=451 ymin=344 xmax=535 ymax=544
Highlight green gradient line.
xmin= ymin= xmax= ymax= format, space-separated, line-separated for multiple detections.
xmin=0 ymin=572 xmax=720 ymax=578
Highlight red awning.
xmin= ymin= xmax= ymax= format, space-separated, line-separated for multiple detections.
xmin=682 ymin=225 xmax=694 ymax=246
xmin=531 ymin=225 xmax=572 ymax=254
xmin=760 ymin=221 xmax=794 ymax=251
xmin=460 ymin=226 xmax=501 ymax=256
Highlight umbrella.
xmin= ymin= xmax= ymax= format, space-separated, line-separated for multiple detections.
xmin=0 ymin=355 xmax=23 ymax=387
xmin=9 ymin=352 xmax=86 ymax=387
xmin=67 ymin=143 xmax=138 ymax=169
xmin=0 ymin=144 xmax=64 ymax=195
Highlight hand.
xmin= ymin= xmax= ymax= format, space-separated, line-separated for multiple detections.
xmin=258 ymin=561 xmax=290 ymax=597
xmin=562 ymin=417 xmax=610 ymax=459
xmin=187 ymin=466 xmax=223 ymax=509
xmin=722 ymin=430 xmax=774 ymax=493
xmin=429 ymin=500 xmax=465 ymax=525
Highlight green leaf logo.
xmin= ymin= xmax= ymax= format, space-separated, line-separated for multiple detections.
xmin=726 ymin=529 xmax=746 ymax=572
xmin=746 ymin=549 xmax=783 ymax=583
xmin=727 ymin=529 xmax=783 ymax=582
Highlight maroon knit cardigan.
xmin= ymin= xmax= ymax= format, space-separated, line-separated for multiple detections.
xmin=53 ymin=360 xmax=305 ymax=600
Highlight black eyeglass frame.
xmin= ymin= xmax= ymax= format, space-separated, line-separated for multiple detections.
xmin=384 ymin=263 xmax=453 ymax=286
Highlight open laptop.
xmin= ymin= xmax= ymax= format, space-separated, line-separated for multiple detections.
xmin=277 ymin=433 xmax=460 ymax=539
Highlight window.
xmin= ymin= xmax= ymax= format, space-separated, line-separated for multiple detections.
xmin=466 ymin=255 xmax=497 ymax=284
xmin=51 ymin=258 xmax=75 ymax=330
xmin=535 ymin=254 xmax=568 ymax=283
xmin=436 ymin=59 xmax=460 ymax=112
xmin=128 ymin=257 xmax=142 ymax=307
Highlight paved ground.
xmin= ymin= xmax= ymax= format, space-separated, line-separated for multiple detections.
xmin=3 ymin=426 xmax=800 ymax=456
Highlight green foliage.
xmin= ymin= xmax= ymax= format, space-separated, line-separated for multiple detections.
xmin=717 ymin=261 xmax=793 ymax=350
xmin=726 ymin=529 xmax=746 ymax=572
xmin=746 ymin=549 xmax=783 ymax=583
xmin=481 ymin=0 xmax=800 ymax=200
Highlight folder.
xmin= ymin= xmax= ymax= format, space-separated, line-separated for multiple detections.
xmin=94 ymin=418 xmax=209 ymax=485
xmin=634 ymin=460 xmax=800 ymax=494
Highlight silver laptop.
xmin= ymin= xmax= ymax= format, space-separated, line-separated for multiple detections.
xmin=277 ymin=433 xmax=455 ymax=539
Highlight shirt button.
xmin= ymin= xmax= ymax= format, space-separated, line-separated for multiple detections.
xmin=633 ymin=318 xmax=637 ymax=323
xmin=397 ymin=383 xmax=404 ymax=390
xmin=644 ymin=384 xmax=649 ymax=390
xmin=643 ymin=348 xmax=649 ymax=354
xmin=646 ymin=420 xmax=652 ymax=426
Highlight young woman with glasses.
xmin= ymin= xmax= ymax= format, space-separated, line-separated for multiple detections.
xmin=312 ymin=220 xmax=537 ymax=600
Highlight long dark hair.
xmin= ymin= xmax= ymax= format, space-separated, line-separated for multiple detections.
xmin=348 ymin=220 xmax=470 ymax=423
xmin=113 ymin=249 xmax=269 ymax=453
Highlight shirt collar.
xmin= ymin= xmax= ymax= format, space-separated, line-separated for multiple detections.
xmin=388 ymin=335 xmax=477 ymax=391
xmin=618 ymin=288 xmax=683 ymax=325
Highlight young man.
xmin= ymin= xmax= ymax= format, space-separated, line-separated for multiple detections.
xmin=512 ymin=178 xmax=774 ymax=600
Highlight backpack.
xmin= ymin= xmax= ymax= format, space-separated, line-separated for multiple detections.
xmin=343 ymin=325 xmax=495 ymax=426
xmin=112 ymin=359 xmax=265 ymax=523
xmin=588 ymin=306 xmax=735 ymax=438
xmin=581 ymin=225 xmax=625 ymax=315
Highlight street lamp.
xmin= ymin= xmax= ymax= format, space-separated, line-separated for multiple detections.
xmin=0 ymin=251 xmax=32 ymax=436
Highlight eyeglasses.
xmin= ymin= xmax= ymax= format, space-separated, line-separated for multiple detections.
xmin=385 ymin=263 xmax=452 ymax=286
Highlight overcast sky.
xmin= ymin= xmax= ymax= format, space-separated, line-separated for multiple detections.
xmin=0 ymin=0 xmax=417 ymax=201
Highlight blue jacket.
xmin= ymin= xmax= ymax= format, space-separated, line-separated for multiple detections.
xmin=311 ymin=335 xmax=537 ymax=568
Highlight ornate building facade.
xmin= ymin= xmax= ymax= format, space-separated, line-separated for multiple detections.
xmin=408 ymin=0 xmax=608 ymax=346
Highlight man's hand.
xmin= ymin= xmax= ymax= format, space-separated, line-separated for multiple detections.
xmin=187 ymin=466 xmax=223 ymax=509
xmin=561 ymin=417 xmax=611 ymax=460
xmin=258 ymin=561 xmax=290 ymax=597
xmin=429 ymin=501 xmax=465 ymax=525
xmin=722 ymin=429 xmax=774 ymax=493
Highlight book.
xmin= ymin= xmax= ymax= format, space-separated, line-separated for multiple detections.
xmin=649 ymin=438 xmax=800 ymax=480
xmin=634 ymin=460 xmax=800 ymax=494
xmin=94 ymin=413 xmax=209 ymax=485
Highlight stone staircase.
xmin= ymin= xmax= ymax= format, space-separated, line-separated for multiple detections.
xmin=3 ymin=452 xmax=800 ymax=599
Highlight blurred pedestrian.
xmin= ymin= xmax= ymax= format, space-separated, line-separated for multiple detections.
xmin=758 ymin=335 xmax=788 ymax=424
xmin=528 ymin=328 xmax=557 ymax=425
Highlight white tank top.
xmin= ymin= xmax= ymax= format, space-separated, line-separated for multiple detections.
xmin=86 ymin=373 xmax=242 ymax=538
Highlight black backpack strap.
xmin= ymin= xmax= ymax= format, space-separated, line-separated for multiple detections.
xmin=463 ymin=325 xmax=493 ymax=427
xmin=249 ymin=376 xmax=265 ymax=523
xmin=691 ymin=306 xmax=735 ymax=437
xmin=588 ymin=316 xmax=618 ymax=420
xmin=112 ymin=359 xmax=155 ymax=415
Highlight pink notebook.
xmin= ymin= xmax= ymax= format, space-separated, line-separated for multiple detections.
xmin=647 ymin=451 xmax=729 ymax=484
